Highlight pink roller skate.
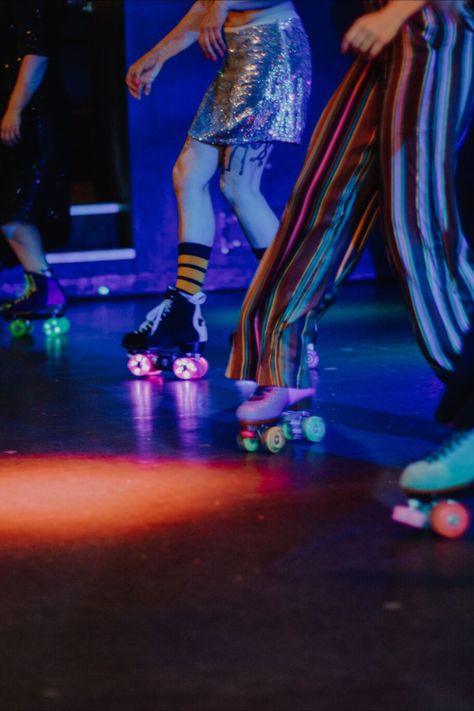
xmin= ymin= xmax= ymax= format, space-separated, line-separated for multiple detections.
xmin=236 ymin=385 xmax=325 ymax=453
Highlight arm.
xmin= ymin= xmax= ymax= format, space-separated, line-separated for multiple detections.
xmin=126 ymin=0 xmax=210 ymax=100
xmin=342 ymin=1 xmax=427 ymax=58
xmin=199 ymin=0 xmax=285 ymax=60
xmin=0 ymin=54 xmax=48 ymax=146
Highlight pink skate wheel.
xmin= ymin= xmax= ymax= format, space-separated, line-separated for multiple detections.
xmin=430 ymin=501 xmax=470 ymax=539
xmin=127 ymin=353 xmax=159 ymax=377
xmin=196 ymin=357 xmax=209 ymax=378
xmin=173 ymin=357 xmax=200 ymax=380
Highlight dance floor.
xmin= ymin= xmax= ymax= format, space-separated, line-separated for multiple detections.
xmin=0 ymin=282 xmax=472 ymax=711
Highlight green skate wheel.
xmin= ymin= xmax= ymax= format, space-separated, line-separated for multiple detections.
xmin=302 ymin=416 xmax=326 ymax=443
xmin=237 ymin=434 xmax=260 ymax=453
xmin=261 ymin=426 xmax=286 ymax=454
xmin=43 ymin=317 xmax=70 ymax=337
xmin=282 ymin=421 xmax=296 ymax=440
xmin=9 ymin=319 xmax=34 ymax=338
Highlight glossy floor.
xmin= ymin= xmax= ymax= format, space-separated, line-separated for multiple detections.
xmin=0 ymin=283 xmax=472 ymax=711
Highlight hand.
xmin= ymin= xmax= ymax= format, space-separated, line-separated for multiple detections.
xmin=342 ymin=7 xmax=404 ymax=59
xmin=1 ymin=107 xmax=22 ymax=146
xmin=125 ymin=51 xmax=163 ymax=100
xmin=199 ymin=1 xmax=228 ymax=61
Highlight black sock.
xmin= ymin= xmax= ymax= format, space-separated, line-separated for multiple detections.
xmin=251 ymin=247 xmax=267 ymax=261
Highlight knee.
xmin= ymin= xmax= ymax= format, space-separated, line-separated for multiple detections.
xmin=219 ymin=171 xmax=252 ymax=208
xmin=172 ymin=154 xmax=192 ymax=196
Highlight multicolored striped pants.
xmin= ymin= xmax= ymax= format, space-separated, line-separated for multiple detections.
xmin=226 ymin=3 xmax=474 ymax=388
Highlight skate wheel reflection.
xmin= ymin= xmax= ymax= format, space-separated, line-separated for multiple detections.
xmin=173 ymin=356 xmax=208 ymax=381
xmin=128 ymin=353 xmax=161 ymax=377
xmin=430 ymin=501 xmax=470 ymax=539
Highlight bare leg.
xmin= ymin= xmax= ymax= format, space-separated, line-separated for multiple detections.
xmin=172 ymin=138 xmax=220 ymax=247
xmin=220 ymin=142 xmax=279 ymax=249
xmin=1 ymin=222 xmax=49 ymax=272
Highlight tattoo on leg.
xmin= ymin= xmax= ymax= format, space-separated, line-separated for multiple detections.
xmin=225 ymin=142 xmax=272 ymax=176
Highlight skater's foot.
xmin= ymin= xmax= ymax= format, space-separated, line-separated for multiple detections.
xmin=399 ymin=427 xmax=474 ymax=494
xmin=122 ymin=286 xmax=207 ymax=352
xmin=236 ymin=386 xmax=315 ymax=423
xmin=0 ymin=271 xmax=66 ymax=319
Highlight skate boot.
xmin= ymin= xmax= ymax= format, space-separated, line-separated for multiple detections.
xmin=236 ymin=386 xmax=325 ymax=453
xmin=1 ymin=271 xmax=69 ymax=338
xmin=392 ymin=428 xmax=474 ymax=538
xmin=122 ymin=286 xmax=208 ymax=380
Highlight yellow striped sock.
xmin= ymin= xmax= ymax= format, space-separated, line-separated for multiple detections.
xmin=175 ymin=253 xmax=210 ymax=295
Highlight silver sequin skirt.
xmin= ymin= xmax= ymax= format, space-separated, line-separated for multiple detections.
xmin=188 ymin=16 xmax=312 ymax=145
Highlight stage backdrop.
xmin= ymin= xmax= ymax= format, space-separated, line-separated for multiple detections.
xmin=123 ymin=0 xmax=371 ymax=292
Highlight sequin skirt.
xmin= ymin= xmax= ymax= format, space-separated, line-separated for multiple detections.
xmin=189 ymin=16 xmax=312 ymax=145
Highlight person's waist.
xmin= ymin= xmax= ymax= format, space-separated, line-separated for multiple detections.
xmin=224 ymin=2 xmax=299 ymax=33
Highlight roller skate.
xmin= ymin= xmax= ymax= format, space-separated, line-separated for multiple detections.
xmin=0 ymin=271 xmax=69 ymax=338
xmin=236 ymin=386 xmax=325 ymax=454
xmin=122 ymin=286 xmax=209 ymax=381
xmin=392 ymin=428 xmax=474 ymax=539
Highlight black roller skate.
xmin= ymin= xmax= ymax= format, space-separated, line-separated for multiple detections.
xmin=392 ymin=428 xmax=474 ymax=539
xmin=236 ymin=386 xmax=325 ymax=454
xmin=122 ymin=286 xmax=208 ymax=380
xmin=1 ymin=271 xmax=69 ymax=338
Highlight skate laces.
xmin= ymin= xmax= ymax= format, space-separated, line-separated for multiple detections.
xmin=426 ymin=429 xmax=472 ymax=463
xmin=188 ymin=291 xmax=206 ymax=306
xmin=137 ymin=297 xmax=173 ymax=335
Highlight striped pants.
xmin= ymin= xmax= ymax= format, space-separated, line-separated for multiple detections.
xmin=226 ymin=4 xmax=474 ymax=388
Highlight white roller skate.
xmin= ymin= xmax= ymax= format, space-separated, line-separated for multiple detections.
xmin=392 ymin=428 xmax=474 ymax=539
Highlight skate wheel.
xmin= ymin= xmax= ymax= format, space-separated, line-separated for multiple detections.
xmin=302 ymin=416 xmax=326 ymax=443
xmin=237 ymin=434 xmax=260 ymax=453
xmin=127 ymin=353 xmax=160 ymax=377
xmin=173 ymin=357 xmax=203 ymax=380
xmin=282 ymin=421 xmax=296 ymax=441
xmin=196 ymin=357 xmax=209 ymax=378
xmin=9 ymin=319 xmax=33 ymax=338
xmin=430 ymin=501 xmax=470 ymax=539
xmin=43 ymin=317 xmax=70 ymax=337
xmin=306 ymin=345 xmax=320 ymax=369
xmin=261 ymin=426 xmax=286 ymax=454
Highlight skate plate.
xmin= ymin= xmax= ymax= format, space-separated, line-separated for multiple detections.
xmin=392 ymin=494 xmax=471 ymax=539
xmin=237 ymin=410 xmax=326 ymax=454
xmin=126 ymin=350 xmax=208 ymax=381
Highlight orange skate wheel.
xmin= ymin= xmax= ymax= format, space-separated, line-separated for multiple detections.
xmin=430 ymin=501 xmax=470 ymax=539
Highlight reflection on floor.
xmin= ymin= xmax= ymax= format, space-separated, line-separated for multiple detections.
xmin=0 ymin=282 xmax=472 ymax=711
